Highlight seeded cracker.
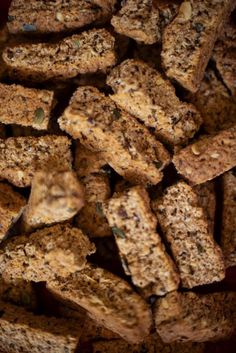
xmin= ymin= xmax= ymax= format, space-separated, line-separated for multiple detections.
xmin=107 ymin=59 xmax=202 ymax=146
xmin=7 ymin=0 xmax=116 ymax=34
xmin=152 ymin=181 xmax=225 ymax=288
xmin=103 ymin=186 xmax=180 ymax=296
xmin=47 ymin=264 xmax=152 ymax=344
xmin=2 ymin=29 xmax=116 ymax=81
xmin=173 ymin=126 xmax=236 ymax=185
xmin=162 ymin=0 xmax=234 ymax=92
xmin=0 ymin=82 xmax=54 ymax=130
xmin=59 ymin=86 xmax=170 ymax=185
xmin=0 ymin=135 xmax=72 ymax=187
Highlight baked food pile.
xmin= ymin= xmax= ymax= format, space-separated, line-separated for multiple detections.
xmin=0 ymin=1 xmax=235 ymax=352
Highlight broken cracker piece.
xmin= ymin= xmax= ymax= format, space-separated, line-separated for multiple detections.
xmin=22 ymin=170 xmax=84 ymax=232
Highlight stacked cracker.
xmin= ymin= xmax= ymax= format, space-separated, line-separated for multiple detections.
xmin=0 ymin=0 xmax=235 ymax=352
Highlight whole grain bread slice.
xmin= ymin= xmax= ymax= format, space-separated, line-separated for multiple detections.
xmin=154 ymin=291 xmax=236 ymax=342
xmin=59 ymin=86 xmax=170 ymax=185
xmin=103 ymin=186 xmax=180 ymax=296
xmin=2 ymin=29 xmax=116 ymax=81
xmin=0 ymin=224 xmax=95 ymax=283
xmin=107 ymin=59 xmax=202 ymax=146
xmin=173 ymin=126 xmax=236 ymax=185
xmin=152 ymin=181 xmax=225 ymax=288
xmin=47 ymin=263 xmax=152 ymax=344
xmin=0 ymin=300 xmax=83 ymax=353
xmin=162 ymin=0 xmax=234 ymax=92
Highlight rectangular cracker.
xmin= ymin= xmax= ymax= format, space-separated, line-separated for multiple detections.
xmin=189 ymin=69 xmax=236 ymax=133
xmin=154 ymin=291 xmax=236 ymax=342
xmin=173 ymin=126 xmax=236 ymax=185
xmin=152 ymin=181 xmax=225 ymax=288
xmin=221 ymin=170 xmax=236 ymax=267
xmin=0 ymin=182 xmax=26 ymax=242
xmin=59 ymin=86 xmax=170 ymax=185
xmin=22 ymin=170 xmax=85 ymax=232
xmin=0 ymin=135 xmax=72 ymax=187
xmin=0 ymin=300 xmax=83 ymax=353
xmin=7 ymin=0 xmax=116 ymax=34
xmin=76 ymin=173 xmax=112 ymax=237
xmin=2 ymin=29 xmax=116 ymax=81
xmin=194 ymin=180 xmax=216 ymax=235
xmin=107 ymin=59 xmax=202 ymax=146
xmin=47 ymin=264 xmax=152 ymax=344
xmin=103 ymin=186 xmax=180 ymax=296
xmin=162 ymin=0 xmax=234 ymax=92
xmin=0 ymin=82 xmax=54 ymax=130
xmin=0 ymin=224 xmax=95 ymax=283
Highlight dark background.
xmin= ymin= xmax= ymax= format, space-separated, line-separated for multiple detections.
xmin=0 ymin=1 xmax=235 ymax=352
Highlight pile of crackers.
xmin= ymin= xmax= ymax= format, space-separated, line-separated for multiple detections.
xmin=0 ymin=1 xmax=235 ymax=352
